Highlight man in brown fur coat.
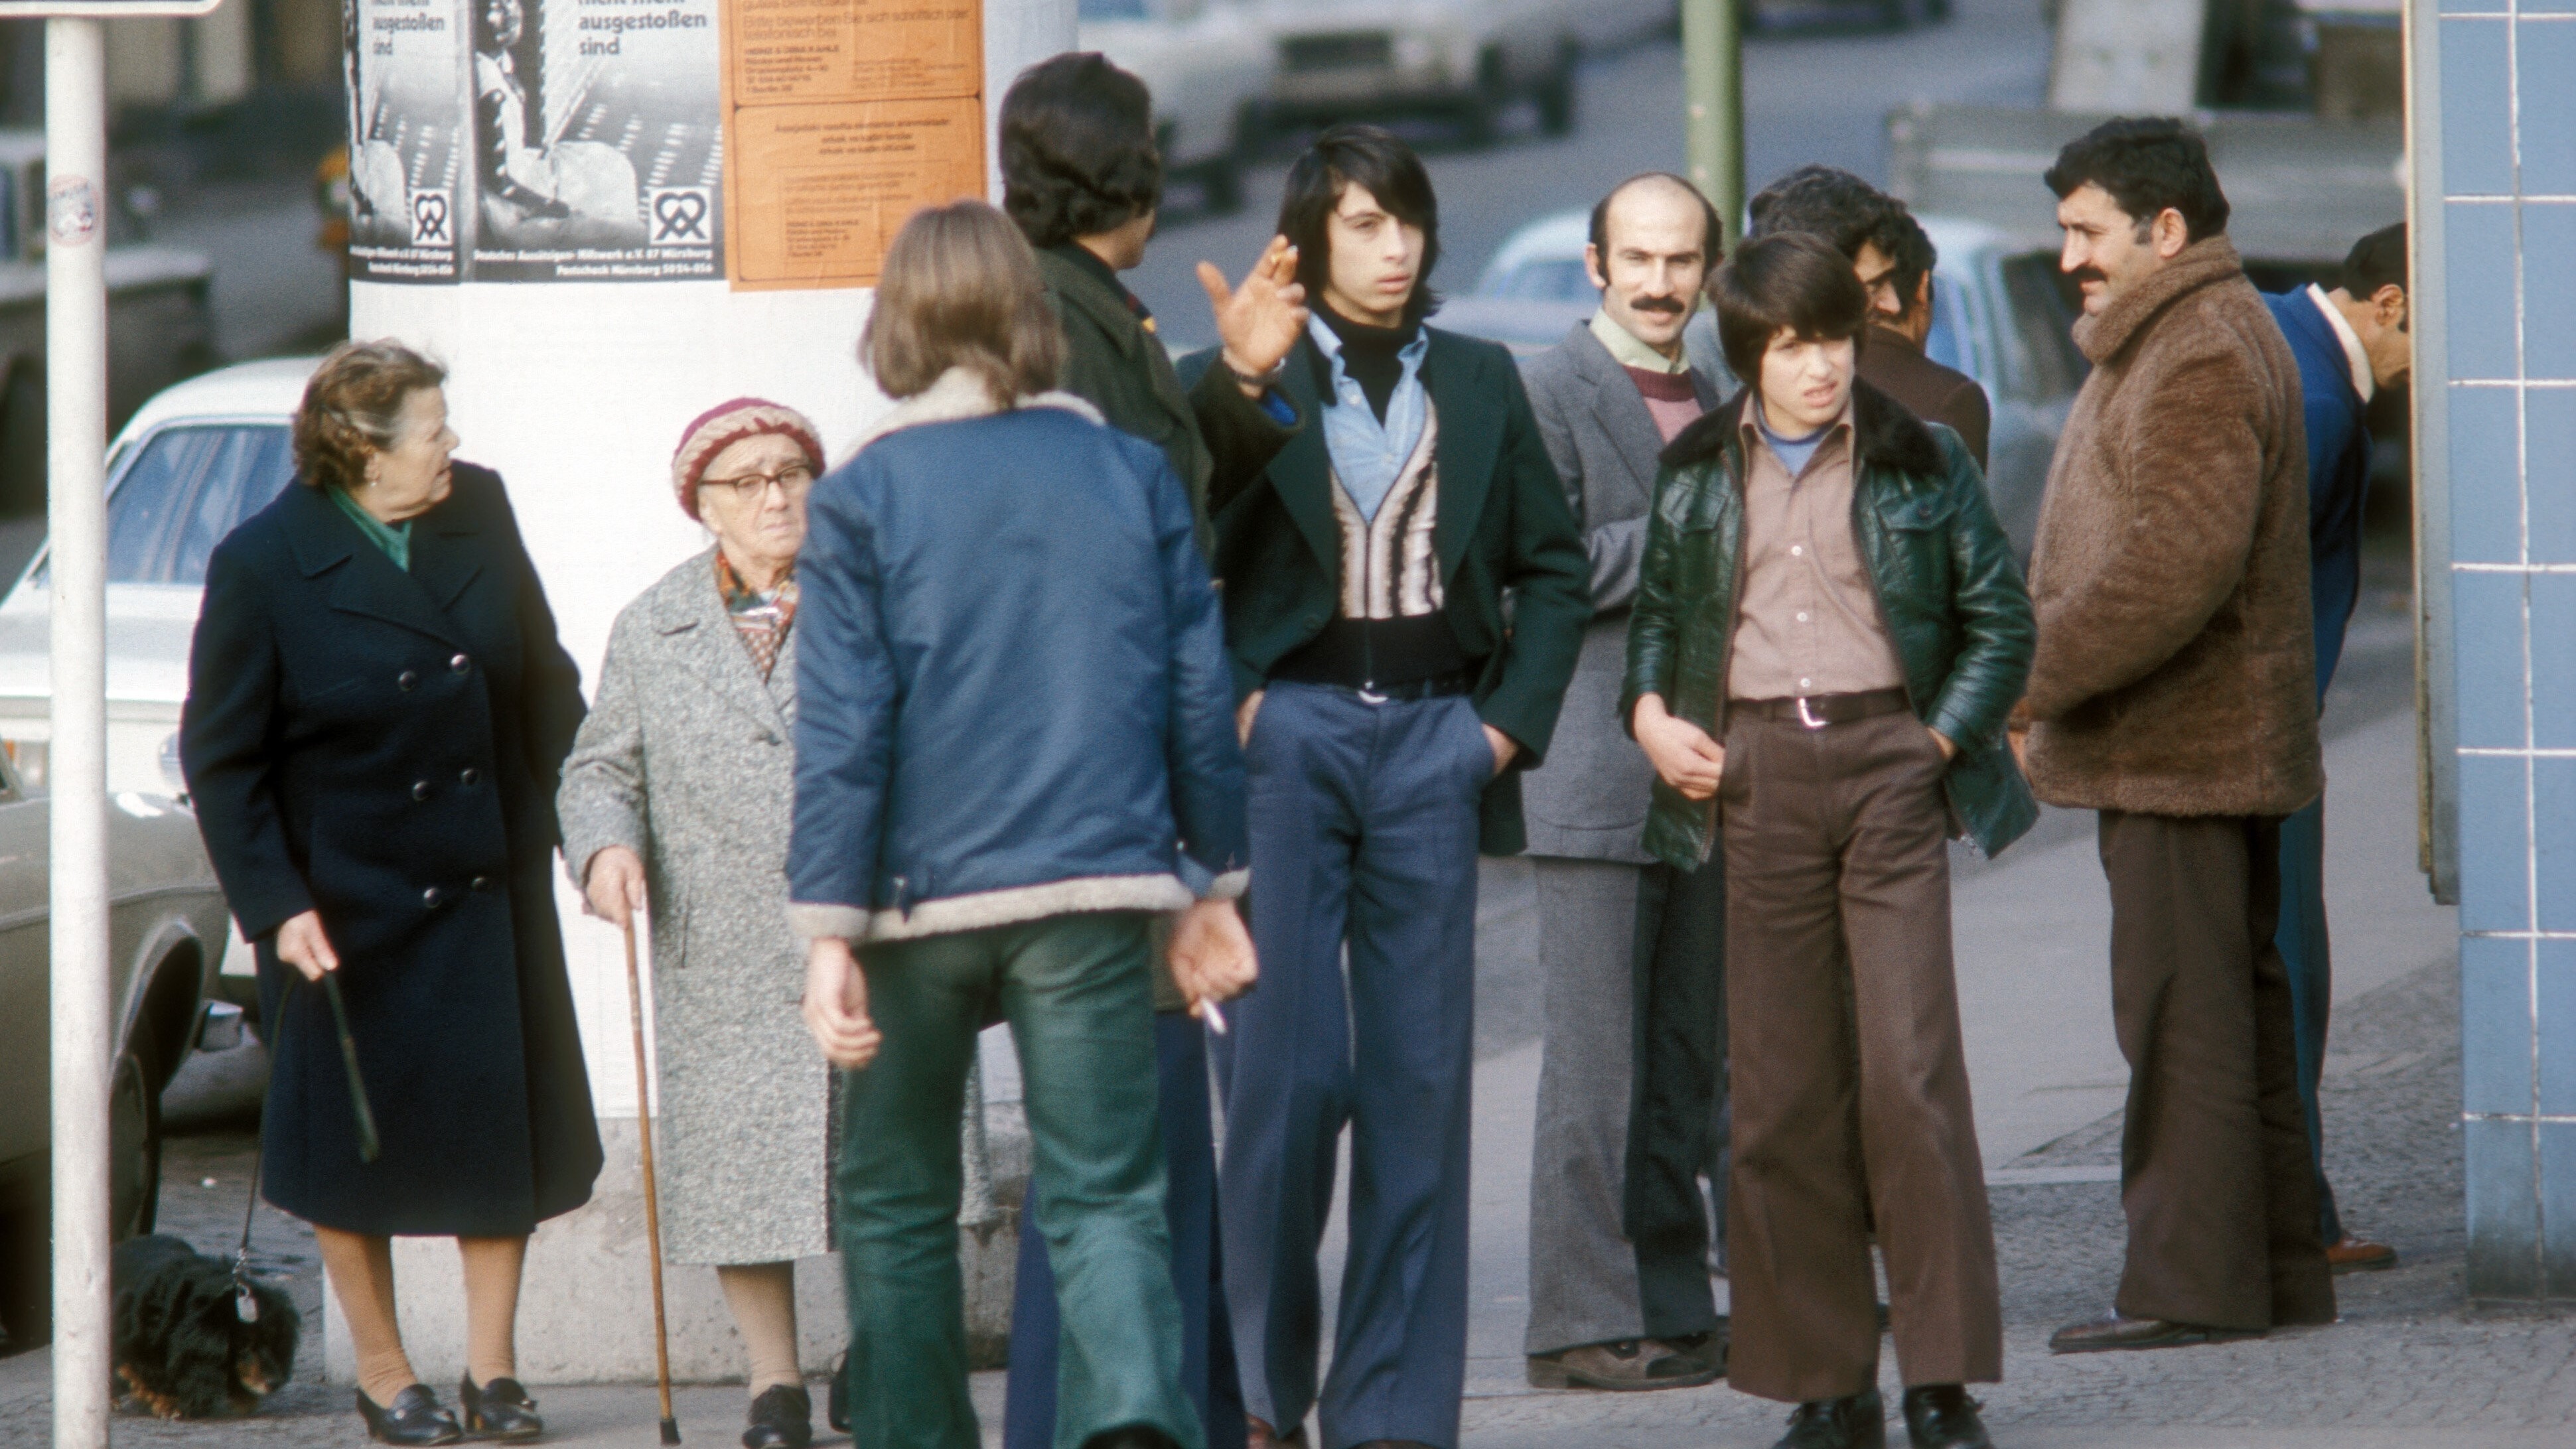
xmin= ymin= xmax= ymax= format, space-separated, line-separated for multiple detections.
xmin=2017 ymin=119 xmax=2338 ymax=1353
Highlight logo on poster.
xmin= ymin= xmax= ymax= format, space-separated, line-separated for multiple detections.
xmin=411 ymin=190 xmax=453 ymax=245
xmin=46 ymin=176 xmax=97 ymax=247
xmin=650 ymin=188 xmax=710 ymax=245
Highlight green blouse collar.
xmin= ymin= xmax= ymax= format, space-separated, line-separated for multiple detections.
xmin=328 ymin=484 xmax=412 ymax=572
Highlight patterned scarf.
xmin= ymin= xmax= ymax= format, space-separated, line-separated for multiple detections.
xmin=715 ymin=551 xmax=798 ymax=680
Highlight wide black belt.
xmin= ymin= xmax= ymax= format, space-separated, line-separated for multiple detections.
xmin=1299 ymin=671 xmax=1476 ymax=704
xmin=1731 ymin=687 xmax=1911 ymax=728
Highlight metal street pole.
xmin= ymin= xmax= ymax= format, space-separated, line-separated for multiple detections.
xmin=1681 ymin=0 xmax=1745 ymax=245
xmin=44 ymin=17 xmax=109 ymax=1449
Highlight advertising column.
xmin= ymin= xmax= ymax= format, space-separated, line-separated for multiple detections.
xmin=331 ymin=0 xmax=1075 ymax=1383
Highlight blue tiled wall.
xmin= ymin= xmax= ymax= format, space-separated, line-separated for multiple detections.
xmin=2439 ymin=3 xmax=2576 ymax=1299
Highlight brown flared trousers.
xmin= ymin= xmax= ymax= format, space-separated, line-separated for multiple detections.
xmin=1719 ymin=711 xmax=2001 ymax=1404
xmin=2097 ymin=810 xmax=2336 ymax=1331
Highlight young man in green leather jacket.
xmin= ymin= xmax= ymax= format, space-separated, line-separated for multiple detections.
xmin=1620 ymin=233 xmax=2035 ymax=1449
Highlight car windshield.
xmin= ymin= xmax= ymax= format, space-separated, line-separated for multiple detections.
xmin=101 ymin=423 xmax=297 ymax=585
xmin=1078 ymin=0 xmax=1149 ymax=16
xmin=1484 ymin=257 xmax=1599 ymax=303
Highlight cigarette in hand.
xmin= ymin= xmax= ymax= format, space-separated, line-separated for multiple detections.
xmin=1202 ymin=999 xmax=1228 ymax=1036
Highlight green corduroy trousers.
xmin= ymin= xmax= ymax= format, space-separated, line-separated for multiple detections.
xmin=835 ymin=910 xmax=1201 ymax=1449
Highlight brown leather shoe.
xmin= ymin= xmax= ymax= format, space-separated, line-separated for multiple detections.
xmin=2048 ymin=1312 xmax=2259 ymax=1353
xmin=2326 ymin=1233 xmax=2398 ymax=1273
xmin=1526 ymin=1336 xmax=1721 ymax=1390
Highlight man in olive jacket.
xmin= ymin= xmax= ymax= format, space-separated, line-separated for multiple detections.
xmin=2022 ymin=119 xmax=2335 ymax=1356
xmin=1005 ymin=54 xmax=1306 ymax=555
xmin=994 ymin=54 xmax=1310 ymax=1449
xmin=1622 ymin=233 xmax=2031 ymax=1449
xmin=1184 ymin=127 xmax=1589 ymax=1449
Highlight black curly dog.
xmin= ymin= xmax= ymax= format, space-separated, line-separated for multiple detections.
xmin=111 ymin=1234 xmax=300 ymax=1418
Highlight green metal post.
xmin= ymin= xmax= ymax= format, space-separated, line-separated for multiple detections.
xmin=1681 ymin=0 xmax=1745 ymax=245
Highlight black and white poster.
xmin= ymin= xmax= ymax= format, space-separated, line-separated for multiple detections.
xmin=468 ymin=0 xmax=726 ymax=281
xmin=347 ymin=0 xmax=468 ymax=283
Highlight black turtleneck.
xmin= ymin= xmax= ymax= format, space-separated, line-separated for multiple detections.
xmin=1314 ymin=301 xmax=1415 ymax=423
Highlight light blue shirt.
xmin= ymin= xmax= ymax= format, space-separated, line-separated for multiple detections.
xmin=1310 ymin=313 xmax=1430 ymax=521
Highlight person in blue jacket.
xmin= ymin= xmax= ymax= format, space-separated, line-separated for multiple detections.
xmin=789 ymin=199 xmax=1257 ymax=1449
xmin=2263 ymin=221 xmax=2411 ymax=1273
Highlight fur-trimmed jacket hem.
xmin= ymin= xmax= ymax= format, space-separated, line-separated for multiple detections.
xmin=790 ymin=869 xmax=1248 ymax=944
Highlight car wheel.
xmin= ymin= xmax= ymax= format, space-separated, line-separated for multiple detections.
xmin=0 ymin=1203 xmax=45 ymax=1348
xmin=109 ymin=1041 xmax=162 ymax=1242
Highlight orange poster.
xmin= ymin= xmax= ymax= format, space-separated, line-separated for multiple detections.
xmin=719 ymin=0 xmax=985 ymax=289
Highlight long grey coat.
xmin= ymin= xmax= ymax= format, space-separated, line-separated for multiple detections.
xmin=557 ymin=549 xmax=829 ymax=1266
xmin=1518 ymin=321 xmax=1729 ymax=862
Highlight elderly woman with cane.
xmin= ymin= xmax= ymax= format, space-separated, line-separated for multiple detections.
xmin=556 ymin=397 xmax=834 ymax=1449
xmin=793 ymin=199 xmax=1257 ymax=1449
xmin=180 ymin=339 xmax=600 ymax=1446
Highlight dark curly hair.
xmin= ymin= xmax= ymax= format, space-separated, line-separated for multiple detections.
xmin=293 ymin=339 xmax=447 ymax=492
xmin=999 ymin=53 xmax=1164 ymax=250
xmin=1747 ymin=164 xmax=1890 ymax=257
xmin=2044 ymin=116 xmax=2230 ymax=243
xmin=1867 ymin=202 xmax=1939 ymax=320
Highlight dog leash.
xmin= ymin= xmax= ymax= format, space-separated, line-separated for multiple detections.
xmin=228 ymin=972 xmax=382 ymax=1324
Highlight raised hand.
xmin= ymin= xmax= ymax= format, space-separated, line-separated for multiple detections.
xmin=1199 ymin=236 xmax=1309 ymax=386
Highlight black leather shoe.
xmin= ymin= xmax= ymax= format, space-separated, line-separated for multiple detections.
xmin=1900 ymin=1385 xmax=1991 ymax=1449
xmin=743 ymin=1384 xmax=814 ymax=1449
xmin=827 ymin=1351 xmax=849 ymax=1432
xmin=2048 ymin=1312 xmax=2257 ymax=1354
xmin=357 ymin=1385 xmax=465 ymax=1446
xmin=1775 ymin=1387 xmax=1886 ymax=1449
xmin=459 ymin=1376 xmax=544 ymax=1441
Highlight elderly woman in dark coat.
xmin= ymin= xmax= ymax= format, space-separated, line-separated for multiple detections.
xmin=556 ymin=397 xmax=831 ymax=1449
xmin=181 ymin=340 xmax=599 ymax=1446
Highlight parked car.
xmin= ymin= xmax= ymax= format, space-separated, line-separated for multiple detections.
xmin=0 ymin=356 xmax=311 ymax=803
xmin=0 ymin=740 xmax=235 ymax=1349
xmin=1081 ymin=0 xmax=1275 ymax=214
xmin=1440 ymin=209 xmax=2085 ymax=556
xmin=0 ymin=130 xmax=220 ymax=533
xmin=1257 ymin=0 xmax=1593 ymax=143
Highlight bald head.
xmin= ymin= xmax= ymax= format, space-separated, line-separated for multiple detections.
xmin=1587 ymin=172 xmax=1721 ymax=357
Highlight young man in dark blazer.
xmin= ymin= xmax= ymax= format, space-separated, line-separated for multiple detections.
xmin=993 ymin=52 xmax=1311 ymax=1449
xmin=1184 ymin=125 xmax=1589 ymax=1449
xmin=1515 ymin=172 xmax=1732 ymax=1393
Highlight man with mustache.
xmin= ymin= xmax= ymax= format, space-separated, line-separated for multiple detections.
xmin=1514 ymin=172 xmax=1734 ymax=1393
xmin=2019 ymin=117 xmax=2337 ymax=1355
xmin=1744 ymin=167 xmax=1989 ymax=469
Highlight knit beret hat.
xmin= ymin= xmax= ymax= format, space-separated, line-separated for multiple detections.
xmin=670 ymin=397 xmax=826 ymax=521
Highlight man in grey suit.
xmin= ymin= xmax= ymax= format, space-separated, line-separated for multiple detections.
xmin=1518 ymin=172 xmax=1735 ymax=1391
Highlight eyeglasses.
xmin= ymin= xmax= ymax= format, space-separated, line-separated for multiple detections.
xmin=699 ymin=465 xmax=815 ymax=502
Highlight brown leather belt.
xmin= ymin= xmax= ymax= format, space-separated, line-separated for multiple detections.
xmin=1731 ymin=687 xmax=1911 ymax=729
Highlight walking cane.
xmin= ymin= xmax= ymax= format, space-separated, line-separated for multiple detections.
xmin=620 ymin=915 xmax=682 ymax=1445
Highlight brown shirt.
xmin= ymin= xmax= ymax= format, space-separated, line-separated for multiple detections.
xmin=1725 ymin=402 xmax=1906 ymax=701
